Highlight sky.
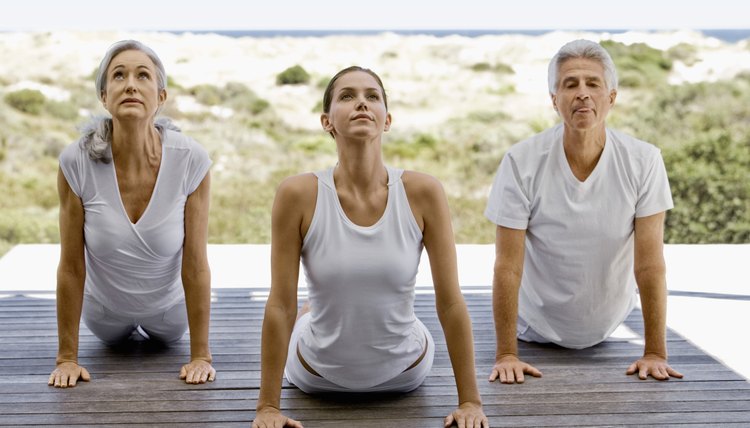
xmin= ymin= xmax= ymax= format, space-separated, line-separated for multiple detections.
xmin=0 ymin=0 xmax=747 ymax=31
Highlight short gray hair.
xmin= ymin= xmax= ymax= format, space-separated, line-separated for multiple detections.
xmin=548 ymin=39 xmax=618 ymax=95
xmin=94 ymin=40 xmax=167 ymax=101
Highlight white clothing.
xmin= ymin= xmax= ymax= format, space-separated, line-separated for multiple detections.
xmin=485 ymin=124 xmax=673 ymax=348
xmin=295 ymin=166 xmax=429 ymax=390
xmin=82 ymin=293 xmax=187 ymax=345
xmin=285 ymin=313 xmax=434 ymax=393
xmin=59 ymin=129 xmax=211 ymax=318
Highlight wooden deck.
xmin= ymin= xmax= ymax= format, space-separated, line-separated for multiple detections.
xmin=1 ymin=287 xmax=749 ymax=427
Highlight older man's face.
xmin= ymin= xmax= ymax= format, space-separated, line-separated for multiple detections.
xmin=551 ymin=58 xmax=616 ymax=132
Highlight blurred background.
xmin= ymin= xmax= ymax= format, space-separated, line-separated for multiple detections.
xmin=0 ymin=0 xmax=748 ymax=257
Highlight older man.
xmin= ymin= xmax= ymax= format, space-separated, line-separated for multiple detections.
xmin=485 ymin=39 xmax=683 ymax=384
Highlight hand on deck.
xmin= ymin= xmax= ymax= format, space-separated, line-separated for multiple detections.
xmin=252 ymin=407 xmax=303 ymax=428
xmin=444 ymin=402 xmax=489 ymax=428
xmin=48 ymin=361 xmax=90 ymax=388
xmin=626 ymin=354 xmax=684 ymax=380
xmin=488 ymin=355 xmax=542 ymax=384
xmin=179 ymin=359 xmax=216 ymax=384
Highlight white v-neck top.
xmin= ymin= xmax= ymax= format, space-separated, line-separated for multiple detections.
xmin=485 ymin=123 xmax=673 ymax=348
xmin=297 ymin=166 xmax=426 ymax=389
xmin=59 ymin=129 xmax=211 ymax=317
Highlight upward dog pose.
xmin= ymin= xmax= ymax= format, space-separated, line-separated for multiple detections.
xmin=486 ymin=40 xmax=683 ymax=384
xmin=50 ymin=40 xmax=214 ymax=388
xmin=253 ymin=66 xmax=488 ymax=428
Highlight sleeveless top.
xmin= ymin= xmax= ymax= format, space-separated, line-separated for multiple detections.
xmin=297 ymin=165 xmax=426 ymax=389
xmin=58 ymin=129 xmax=212 ymax=317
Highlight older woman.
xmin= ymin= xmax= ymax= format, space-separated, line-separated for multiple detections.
xmin=48 ymin=40 xmax=215 ymax=388
xmin=253 ymin=66 xmax=488 ymax=428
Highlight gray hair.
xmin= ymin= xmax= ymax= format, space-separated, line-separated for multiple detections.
xmin=548 ymin=39 xmax=618 ymax=95
xmin=83 ymin=40 xmax=174 ymax=162
xmin=95 ymin=39 xmax=167 ymax=101
xmin=79 ymin=116 xmax=180 ymax=163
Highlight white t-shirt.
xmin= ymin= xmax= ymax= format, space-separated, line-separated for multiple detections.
xmin=59 ymin=129 xmax=211 ymax=317
xmin=298 ymin=166 xmax=427 ymax=389
xmin=485 ymin=123 xmax=673 ymax=348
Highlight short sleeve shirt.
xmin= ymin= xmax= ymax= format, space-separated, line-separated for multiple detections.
xmin=59 ymin=129 xmax=211 ymax=317
xmin=485 ymin=124 xmax=673 ymax=348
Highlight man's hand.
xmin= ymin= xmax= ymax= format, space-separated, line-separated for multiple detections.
xmin=489 ymin=355 xmax=542 ymax=384
xmin=626 ymin=354 xmax=683 ymax=380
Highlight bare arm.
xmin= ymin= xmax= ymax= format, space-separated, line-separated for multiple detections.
xmin=180 ymin=171 xmax=216 ymax=384
xmin=627 ymin=212 xmax=683 ymax=380
xmin=49 ymin=167 xmax=90 ymax=387
xmin=403 ymin=172 xmax=487 ymax=428
xmin=253 ymin=175 xmax=313 ymax=428
xmin=489 ymin=225 xmax=541 ymax=384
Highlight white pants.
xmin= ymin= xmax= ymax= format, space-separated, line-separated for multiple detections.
xmin=516 ymin=315 xmax=551 ymax=344
xmin=284 ymin=313 xmax=435 ymax=393
xmin=82 ymin=294 xmax=188 ymax=345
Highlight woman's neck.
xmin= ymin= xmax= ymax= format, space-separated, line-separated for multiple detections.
xmin=110 ymin=119 xmax=161 ymax=168
xmin=334 ymin=136 xmax=387 ymax=194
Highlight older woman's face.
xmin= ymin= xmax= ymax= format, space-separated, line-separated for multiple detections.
xmin=101 ymin=49 xmax=166 ymax=121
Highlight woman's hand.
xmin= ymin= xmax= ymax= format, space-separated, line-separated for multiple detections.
xmin=48 ymin=361 xmax=90 ymax=388
xmin=444 ymin=402 xmax=489 ymax=428
xmin=179 ymin=359 xmax=216 ymax=384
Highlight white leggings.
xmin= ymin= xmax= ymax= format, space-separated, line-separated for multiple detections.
xmin=284 ymin=313 xmax=435 ymax=393
xmin=82 ymin=294 xmax=188 ymax=345
xmin=516 ymin=315 xmax=551 ymax=344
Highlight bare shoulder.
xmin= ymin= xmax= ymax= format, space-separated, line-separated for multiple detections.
xmin=273 ymin=172 xmax=318 ymax=225
xmin=275 ymin=173 xmax=317 ymax=202
xmin=401 ymin=170 xmax=446 ymax=203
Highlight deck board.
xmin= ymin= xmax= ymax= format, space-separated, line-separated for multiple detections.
xmin=0 ymin=289 xmax=748 ymax=427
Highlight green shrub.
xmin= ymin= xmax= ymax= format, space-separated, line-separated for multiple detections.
xmin=600 ymin=40 xmax=672 ymax=88
xmin=185 ymin=82 xmax=271 ymax=115
xmin=667 ymin=43 xmax=700 ymax=66
xmin=384 ymin=133 xmax=440 ymax=160
xmin=276 ymin=65 xmax=310 ymax=85
xmin=44 ymin=100 xmax=79 ymax=120
xmin=663 ymin=131 xmax=750 ymax=243
xmin=471 ymin=62 xmax=492 ymax=72
xmin=5 ymin=89 xmax=46 ymax=114
xmin=224 ymin=82 xmax=270 ymax=114
xmin=189 ymin=84 xmax=224 ymax=106
xmin=470 ymin=62 xmax=514 ymax=74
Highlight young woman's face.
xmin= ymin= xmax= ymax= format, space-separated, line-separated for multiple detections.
xmin=321 ymin=71 xmax=391 ymax=140
xmin=102 ymin=49 xmax=166 ymax=121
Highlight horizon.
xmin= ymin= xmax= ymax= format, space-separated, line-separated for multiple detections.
xmin=0 ymin=0 xmax=747 ymax=32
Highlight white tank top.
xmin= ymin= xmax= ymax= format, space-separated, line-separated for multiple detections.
xmin=298 ymin=166 xmax=426 ymax=389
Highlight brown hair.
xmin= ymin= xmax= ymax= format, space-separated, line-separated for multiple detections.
xmin=322 ymin=66 xmax=388 ymax=113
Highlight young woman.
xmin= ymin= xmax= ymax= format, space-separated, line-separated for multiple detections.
xmin=253 ymin=66 xmax=487 ymax=428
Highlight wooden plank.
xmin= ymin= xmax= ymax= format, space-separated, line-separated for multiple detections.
xmin=0 ymin=288 xmax=748 ymax=427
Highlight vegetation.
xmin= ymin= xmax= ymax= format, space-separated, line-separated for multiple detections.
xmin=600 ymin=40 xmax=673 ymax=88
xmin=1 ymin=38 xmax=748 ymax=258
xmin=276 ymin=65 xmax=310 ymax=85
xmin=5 ymin=89 xmax=46 ymax=114
xmin=470 ymin=62 xmax=514 ymax=74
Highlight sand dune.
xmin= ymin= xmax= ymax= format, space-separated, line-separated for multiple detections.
xmin=1 ymin=30 xmax=749 ymax=131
